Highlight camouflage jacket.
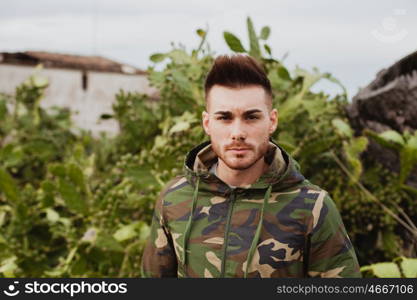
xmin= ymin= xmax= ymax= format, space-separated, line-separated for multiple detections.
xmin=141 ymin=141 xmax=361 ymax=278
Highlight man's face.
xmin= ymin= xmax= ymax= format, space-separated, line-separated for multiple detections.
xmin=202 ymin=85 xmax=278 ymax=170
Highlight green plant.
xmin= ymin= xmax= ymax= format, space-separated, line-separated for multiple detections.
xmin=361 ymin=257 xmax=417 ymax=278
xmin=0 ymin=18 xmax=416 ymax=278
xmin=365 ymin=129 xmax=417 ymax=191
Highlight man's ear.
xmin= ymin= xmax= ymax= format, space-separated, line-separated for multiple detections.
xmin=269 ymin=108 xmax=278 ymax=135
xmin=202 ymin=111 xmax=210 ymax=136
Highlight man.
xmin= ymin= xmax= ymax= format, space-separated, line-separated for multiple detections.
xmin=141 ymin=54 xmax=361 ymax=278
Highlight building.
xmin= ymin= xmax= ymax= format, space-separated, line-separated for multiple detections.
xmin=0 ymin=51 xmax=158 ymax=136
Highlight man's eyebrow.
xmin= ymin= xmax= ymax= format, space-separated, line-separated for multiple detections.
xmin=214 ymin=111 xmax=232 ymax=115
xmin=243 ymin=109 xmax=263 ymax=115
xmin=214 ymin=109 xmax=263 ymax=115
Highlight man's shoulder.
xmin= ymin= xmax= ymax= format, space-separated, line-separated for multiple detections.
xmin=159 ymin=175 xmax=193 ymax=200
xmin=287 ymin=179 xmax=341 ymax=221
xmin=299 ymin=179 xmax=324 ymax=191
xmin=302 ymin=180 xmax=338 ymax=208
xmin=298 ymin=179 xmax=332 ymax=200
xmin=298 ymin=180 xmax=346 ymax=234
xmin=154 ymin=176 xmax=192 ymax=214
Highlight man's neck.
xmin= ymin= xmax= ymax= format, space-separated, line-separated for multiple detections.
xmin=216 ymin=158 xmax=268 ymax=187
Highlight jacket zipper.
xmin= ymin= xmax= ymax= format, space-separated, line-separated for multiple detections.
xmin=220 ymin=190 xmax=236 ymax=277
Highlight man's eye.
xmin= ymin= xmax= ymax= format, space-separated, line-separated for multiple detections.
xmin=217 ymin=116 xmax=230 ymax=120
xmin=246 ymin=115 xmax=259 ymax=120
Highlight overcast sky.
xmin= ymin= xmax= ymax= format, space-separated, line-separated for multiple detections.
xmin=1 ymin=0 xmax=416 ymax=98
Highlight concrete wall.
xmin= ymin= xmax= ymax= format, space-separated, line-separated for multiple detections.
xmin=0 ymin=64 xmax=156 ymax=136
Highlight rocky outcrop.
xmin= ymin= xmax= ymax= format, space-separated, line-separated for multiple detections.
xmin=347 ymin=50 xmax=417 ymax=187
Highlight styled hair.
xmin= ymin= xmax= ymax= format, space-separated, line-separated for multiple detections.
xmin=204 ymin=54 xmax=272 ymax=103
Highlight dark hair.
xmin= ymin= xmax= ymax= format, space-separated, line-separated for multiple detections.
xmin=204 ymin=54 xmax=272 ymax=103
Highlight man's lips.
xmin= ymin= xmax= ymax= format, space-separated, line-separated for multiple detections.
xmin=227 ymin=147 xmax=251 ymax=154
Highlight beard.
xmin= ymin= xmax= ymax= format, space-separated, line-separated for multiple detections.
xmin=211 ymin=139 xmax=270 ymax=171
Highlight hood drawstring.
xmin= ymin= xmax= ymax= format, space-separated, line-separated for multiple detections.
xmin=244 ymin=184 xmax=272 ymax=278
xmin=182 ymin=176 xmax=200 ymax=272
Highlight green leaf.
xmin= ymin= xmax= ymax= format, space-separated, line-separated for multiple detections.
xmin=343 ymin=137 xmax=368 ymax=183
xmin=268 ymin=66 xmax=292 ymax=91
xmin=0 ymin=256 xmax=18 ymax=277
xmin=23 ymin=139 xmax=56 ymax=161
xmin=0 ymin=99 xmax=8 ymax=120
xmin=49 ymin=164 xmax=67 ymax=178
xmin=277 ymin=65 xmax=291 ymax=81
xmin=15 ymin=202 xmax=29 ymax=223
xmin=168 ymin=49 xmax=191 ymax=65
xmin=126 ymin=166 xmax=158 ymax=187
xmin=58 ymin=178 xmax=87 ymax=214
xmin=407 ymin=132 xmax=417 ymax=149
xmin=347 ymin=137 xmax=368 ymax=159
xmin=0 ymin=209 xmax=7 ymax=227
xmin=100 ymin=114 xmax=113 ymax=120
xmin=0 ymin=233 xmax=6 ymax=244
xmin=401 ymin=184 xmax=417 ymax=195
xmin=223 ymin=32 xmax=246 ymax=53
xmin=169 ymin=121 xmax=190 ymax=134
xmin=41 ymin=180 xmax=55 ymax=207
xmin=0 ymin=145 xmax=24 ymax=168
xmin=113 ymin=222 xmax=139 ymax=242
xmin=302 ymin=97 xmax=327 ymax=120
xmin=196 ymin=29 xmax=206 ymax=37
xmin=277 ymin=131 xmax=296 ymax=153
xmin=399 ymin=145 xmax=417 ymax=184
xmin=247 ymin=17 xmax=261 ymax=58
xmin=171 ymin=69 xmax=192 ymax=93
xmin=67 ymin=163 xmax=86 ymax=194
xmin=95 ymin=232 xmax=124 ymax=252
xmin=361 ymin=262 xmax=401 ymax=278
xmin=396 ymin=257 xmax=417 ymax=278
xmin=398 ymin=132 xmax=417 ymax=184
xmin=299 ymin=136 xmax=336 ymax=160
xmin=139 ymin=223 xmax=150 ymax=242
xmin=0 ymin=168 xmax=20 ymax=203
xmin=379 ymin=130 xmax=405 ymax=146
xmin=260 ymin=26 xmax=271 ymax=40
xmin=70 ymin=256 xmax=87 ymax=276
xmin=150 ymin=53 xmax=166 ymax=63
xmin=332 ymin=119 xmax=353 ymax=138
xmin=153 ymin=135 xmax=167 ymax=150
xmin=148 ymin=70 xmax=165 ymax=87
xmin=294 ymin=67 xmax=328 ymax=96
xmin=44 ymin=268 xmax=66 ymax=277
xmin=264 ymin=44 xmax=272 ymax=56
xmin=32 ymin=75 xmax=49 ymax=88
xmin=278 ymin=94 xmax=303 ymax=121
xmin=45 ymin=208 xmax=60 ymax=223
xmin=381 ymin=230 xmax=399 ymax=255
xmin=364 ymin=129 xmax=401 ymax=151
xmin=58 ymin=217 xmax=71 ymax=228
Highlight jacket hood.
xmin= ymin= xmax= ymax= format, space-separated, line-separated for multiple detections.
xmin=183 ymin=140 xmax=305 ymax=194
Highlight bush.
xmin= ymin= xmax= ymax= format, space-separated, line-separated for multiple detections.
xmin=0 ymin=18 xmax=416 ymax=277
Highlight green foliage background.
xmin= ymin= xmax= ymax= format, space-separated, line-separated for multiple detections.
xmin=0 ymin=18 xmax=416 ymax=277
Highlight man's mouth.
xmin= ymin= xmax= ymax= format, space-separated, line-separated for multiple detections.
xmin=228 ymin=148 xmax=251 ymax=154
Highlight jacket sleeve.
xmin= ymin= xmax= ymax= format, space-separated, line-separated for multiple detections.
xmin=141 ymin=191 xmax=178 ymax=278
xmin=306 ymin=193 xmax=361 ymax=278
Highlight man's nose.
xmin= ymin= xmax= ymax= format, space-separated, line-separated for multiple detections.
xmin=230 ymin=120 xmax=247 ymax=141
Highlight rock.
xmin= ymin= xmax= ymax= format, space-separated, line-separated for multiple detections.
xmin=347 ymin=50 xmax=417 ymax=188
